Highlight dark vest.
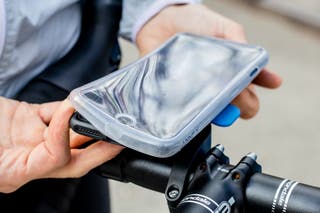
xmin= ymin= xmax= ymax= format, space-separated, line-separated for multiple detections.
xmin=15 ymin=0 xmax=122 ymax=102
xmin=1 ymin=1 xmax=122 ymax=213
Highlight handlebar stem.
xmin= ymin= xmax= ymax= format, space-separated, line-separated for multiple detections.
xmin=173 ymin=146 xmax=262 ymax=213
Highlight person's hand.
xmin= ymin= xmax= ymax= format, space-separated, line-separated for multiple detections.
xmin=136 ymin=4 xmax=282 ymax=119
xmin=0 ymin=97 xmax=123 ymax=193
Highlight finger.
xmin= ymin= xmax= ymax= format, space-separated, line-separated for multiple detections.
xmin=69 ymin=130 xmax=93 ymax=148
xmin=38 ymin=101 xmax=63 ymax=124
xmin=222 ymin=19 xmax=247 ymax=43
xmin=49 ymin=142 xmax=124 ymax=178
xmin=71 ymin=142 xmax=124 ymax=176
xmin=253 ymin=68 xmax=282 ymax=89
xmin=231 ymin=85 xmax=259 ymax=119
xmin=45 ymin=100 xmax=74 ymax=165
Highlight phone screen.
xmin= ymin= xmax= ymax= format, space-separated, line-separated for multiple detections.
xmin=81 ymin=34 xmax=262 ymax=139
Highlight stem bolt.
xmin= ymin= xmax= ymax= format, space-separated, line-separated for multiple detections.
xmin=247 ymin=152 xmax=258 ymax=161
xmin=215 ymin=144 xmax=225 ymax=152
xmin=168 ymin=189 xmax=179 ymax=199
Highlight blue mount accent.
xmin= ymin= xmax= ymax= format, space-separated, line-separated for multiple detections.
xmin=212 ymin=104 xmax=240 ymax=127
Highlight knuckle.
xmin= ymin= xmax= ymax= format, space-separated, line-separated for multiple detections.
xmin=242 ymin=100 xmax=259 ymax=119
xmin=50 ymin=154 xmax=70 ymax=168
xmin=43 ymin=142 xmax=70 ymax=168
xmin=234 ymin=88 xmax=259 ymax=119
xmin=242 ymin=107 xmax=258 ymax=119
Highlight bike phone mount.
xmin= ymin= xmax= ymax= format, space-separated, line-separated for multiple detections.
xmin=62 ymin=0 xmax=320 ymax=211
xmin=70 ymin=100 xmax=320 ymax=213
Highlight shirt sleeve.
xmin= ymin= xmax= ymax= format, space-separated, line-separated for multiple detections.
xmin=0 ymin=0 xmax=5 ymax=58
xmin=120 ymin=0 xmax=202 ymax=43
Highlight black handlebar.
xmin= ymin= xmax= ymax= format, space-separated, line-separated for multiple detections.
xmin=246 ymin=173 xmax=320 ymax=212
xmin=96 ymin=127 xmax=320 ymax=213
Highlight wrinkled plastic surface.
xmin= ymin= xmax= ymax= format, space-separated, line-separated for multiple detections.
xmin=70 ymin=33 xmax=268 ymax=157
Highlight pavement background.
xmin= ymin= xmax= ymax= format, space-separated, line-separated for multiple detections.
xmin=109 ymin=1 xmax=320 ymax=212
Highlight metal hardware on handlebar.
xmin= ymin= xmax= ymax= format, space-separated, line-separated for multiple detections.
xmin=173 ymin=145 xmax=261 ymax=213
xmin=96 ymin=127 xmax=320 ymax=213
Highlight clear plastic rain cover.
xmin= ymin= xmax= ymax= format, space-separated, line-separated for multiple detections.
xmin=70 ymin=33 xmax=268 ymax=157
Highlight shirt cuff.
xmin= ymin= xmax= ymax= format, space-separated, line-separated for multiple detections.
xmin=131 ymin=0 xmax=201 ymax=43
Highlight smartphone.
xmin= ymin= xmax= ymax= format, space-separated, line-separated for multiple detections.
xmin=69 ymin=33 xmax=268 ymax=157
xmin=70 ymin=112 xmax=117 ymax=143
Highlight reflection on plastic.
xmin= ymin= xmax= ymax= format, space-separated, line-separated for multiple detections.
xmin=70 ymin=33 xmax=267 ymax=157
xmin=83 ymin=35 xmax=258 ymax=138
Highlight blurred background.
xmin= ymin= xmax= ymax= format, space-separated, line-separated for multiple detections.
xmin=110 ymin=0 xmax=320 ymax=212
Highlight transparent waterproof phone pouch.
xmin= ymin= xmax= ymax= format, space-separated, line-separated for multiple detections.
xmin=70 ymin=33 xmax=268 ymax=157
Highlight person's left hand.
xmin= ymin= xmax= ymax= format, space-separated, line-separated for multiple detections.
xmin=136 ymin=4 xmax=282 ymax=119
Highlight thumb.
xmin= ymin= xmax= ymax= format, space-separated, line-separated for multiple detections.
xmin=45 ymin=100 xmax=74 ymax=165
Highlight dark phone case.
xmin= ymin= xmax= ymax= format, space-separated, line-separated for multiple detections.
xmin=70 ymin=112 xmax=119 ymax=144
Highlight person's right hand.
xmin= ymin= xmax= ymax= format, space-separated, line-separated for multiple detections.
xmin=0 ymin=97 xmax=124 ymax=193
xmin=136 ymin=4 xmax=282 ymax=119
